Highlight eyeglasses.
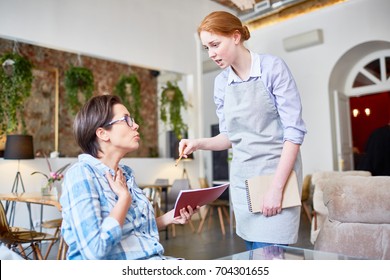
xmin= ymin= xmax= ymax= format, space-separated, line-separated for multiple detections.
xmin=104 ymin=115 xmax=135 ymax=128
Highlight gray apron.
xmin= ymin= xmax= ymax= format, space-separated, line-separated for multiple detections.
xmin=224 ymin=76 xmax=302 ymax=244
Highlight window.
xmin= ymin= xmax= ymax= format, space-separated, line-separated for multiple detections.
xmin=349 ymin=51 xmax=390 ymax=95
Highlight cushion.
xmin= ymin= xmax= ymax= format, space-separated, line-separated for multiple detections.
xmin=322 ymin=176 xmax=390 ymax=224
xmin=312 ymin=170 xmax=371 ymax=189
xmin=315 ymin=220 xmax=390 ymax=259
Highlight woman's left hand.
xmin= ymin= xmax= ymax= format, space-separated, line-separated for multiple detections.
xmin=156 ymin=206 xmax=200 ymax=230
xmin=172 ymin=205 xmax=200 ymax=225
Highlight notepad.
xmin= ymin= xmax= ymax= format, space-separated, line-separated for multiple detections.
xmin=173 ymin=183 xmax=229 ymax=217
xmin=245 ymin=171 xmax=301 ymax=213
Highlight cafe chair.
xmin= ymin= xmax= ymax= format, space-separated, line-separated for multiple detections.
xmin=167 ymin=179 xmax=195 ymax=237
xmin=197 ymin=177 xmax=230 ymax=235
xmin=56 ymin=235 xmax=68 ymax=260
xmin=0 ymin=201 xmax=57 ymax=260
xmin=41 ymin=218 xmax=63 ymax=259
xmin=142 ymin=178 xmax=168 ymax=217
xmin=143 ymin=186 xmax=162 ymax=214
xmin=152 ymin=178 xmax=168 ymax=215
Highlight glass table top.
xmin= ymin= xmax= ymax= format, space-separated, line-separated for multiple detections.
xmin=218 ymin=245 xmax=361 ymax=260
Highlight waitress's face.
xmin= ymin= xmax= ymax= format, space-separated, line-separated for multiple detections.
xmin=200 ymin=30 xmax=238 ymax=69
xmin=106 ymin=103 xmax=140 ymax=153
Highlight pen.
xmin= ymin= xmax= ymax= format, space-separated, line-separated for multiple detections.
xmin=175 ymin=153 xmax=183 ymax=166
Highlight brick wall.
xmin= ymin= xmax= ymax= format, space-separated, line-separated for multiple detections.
xmin=0 ymin=38 xmax=158 ymax=157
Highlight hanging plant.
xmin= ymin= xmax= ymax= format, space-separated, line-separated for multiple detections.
xmin=64 ymin=66 xmax=94 ymax=115
xmin=0 ymin=53 xmax=34 ymax=136
xmin=160 ymin=81 xmax=188 ymax=139
xmin=114 ymin=74 xmax=143 ymax=125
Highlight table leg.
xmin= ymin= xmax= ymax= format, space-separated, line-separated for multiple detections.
xmin=26 ymin=202 xmax=34 ymax=230
xmin=164 ymin=189 xmax=169 ymax=240
xmin=40 ymin=204 xmax=44 ymax=232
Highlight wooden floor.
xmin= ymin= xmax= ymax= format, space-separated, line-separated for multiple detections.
xmin=43 ymin=207 xmax=313 ymax=260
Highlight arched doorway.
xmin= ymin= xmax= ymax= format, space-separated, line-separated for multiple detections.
xmin=329 ymin=41 xmax=390 ymax=171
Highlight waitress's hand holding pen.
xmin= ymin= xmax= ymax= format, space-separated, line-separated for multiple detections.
xmin=175 ymin=138 xmax=197 ymax=166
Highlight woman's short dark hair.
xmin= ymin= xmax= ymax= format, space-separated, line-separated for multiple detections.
xmin=73 ymin=94 xmax=122 ymax=158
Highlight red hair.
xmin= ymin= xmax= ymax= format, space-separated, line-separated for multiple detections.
xmin=197 ymin=11 xmax=250 ymax=42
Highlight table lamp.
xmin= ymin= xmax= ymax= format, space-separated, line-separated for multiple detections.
xmin=4 ymin=134 xmax=34 ymax=227
xmin=4 ymin=134 xmax=34 ymax=192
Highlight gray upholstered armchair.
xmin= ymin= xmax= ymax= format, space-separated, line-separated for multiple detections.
xmin=314 ymin=175 xmax=390 ymax=259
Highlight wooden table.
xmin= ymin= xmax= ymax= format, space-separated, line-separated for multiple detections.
xmin=0 ymin=192 xmax=61 ymax=211
xmin=0 ymin=192 xmax=61 ymax=231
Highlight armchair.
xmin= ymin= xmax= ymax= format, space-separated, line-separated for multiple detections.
xmin=310 ymin=170 xmax=371 ymax=244
xmin=314 ymin=175 xmax=390 ymax=259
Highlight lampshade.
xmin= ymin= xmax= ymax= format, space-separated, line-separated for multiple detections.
xmin=4 ymin=134 xmax=34 ymax=159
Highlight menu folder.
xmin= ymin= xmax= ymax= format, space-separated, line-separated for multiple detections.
xmin=245 ymin=171 xmax=301 ymax=213
xmin=173 ymin=183 xmax=229 ymax=217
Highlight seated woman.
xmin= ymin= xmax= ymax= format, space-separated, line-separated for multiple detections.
xmin=60 ymin=94 xmax=197 ymax=260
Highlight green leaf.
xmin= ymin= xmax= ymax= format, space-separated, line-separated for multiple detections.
xmin=64 ymin=66 xmax=94 ymax=115
xmin=159 ymin=81 xmax=188 ymax=139
xmin=0 ymin=53 xmax=33 ymax=136
xmin=114 ymin=74 xmax=143 ymax=126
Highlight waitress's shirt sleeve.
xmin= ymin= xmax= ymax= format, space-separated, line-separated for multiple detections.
xmin=214 ymin=69 xmax=229 ymax=135
xmin=261 ymin=54 xmax=307 ymax=144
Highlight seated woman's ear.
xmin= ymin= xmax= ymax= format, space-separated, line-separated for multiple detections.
xmin=96 ymin=127 xmax=110 ymax=142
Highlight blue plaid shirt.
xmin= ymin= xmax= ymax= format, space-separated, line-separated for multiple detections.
xmin=60 ymin=154 xmax=164 ymax=260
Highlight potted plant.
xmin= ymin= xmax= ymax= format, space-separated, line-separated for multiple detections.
xmin=0 ymin=53 xmax=34 ymax=137
xmin=114 ymin=74 xmax=143 ymax=125
xmin=160 ymin=81 xmax=188 ymax=139
xmin=31 ymin=153 xmax=70 ymax=196
xmin=64 ymin=66 xmax=94 ymax=115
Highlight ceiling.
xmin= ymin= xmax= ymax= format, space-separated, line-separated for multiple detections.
xmin=211 ymin=0 xmax=345 ymax=28
xmin=213 ymin=0 xmax=278 ymax=12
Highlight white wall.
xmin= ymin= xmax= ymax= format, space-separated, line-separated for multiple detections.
xmin=0 ymin=0 xmax=229 ymax=74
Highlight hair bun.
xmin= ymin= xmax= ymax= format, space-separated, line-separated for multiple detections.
xmin=242 ymin=25 xmax=251 ymax=41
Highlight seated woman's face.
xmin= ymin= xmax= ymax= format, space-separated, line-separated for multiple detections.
xmin=106 ymin=103 xmax=140 ymax=153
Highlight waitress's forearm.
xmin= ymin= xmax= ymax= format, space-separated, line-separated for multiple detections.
xmin=272 ymin=141 xmax=300 ymax=190
xmin=198 ymin=133 xmax=232 ymax=151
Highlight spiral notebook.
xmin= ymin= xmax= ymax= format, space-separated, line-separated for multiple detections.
xmin=245 ymin=171 xmax=301 ymax=213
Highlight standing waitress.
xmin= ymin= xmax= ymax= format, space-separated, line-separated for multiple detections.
xmin=179 ymin=11 xmax=307 ymax=250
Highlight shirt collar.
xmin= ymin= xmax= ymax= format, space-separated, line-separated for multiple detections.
xmin=227 ymin=51 xmax=261 ymax=84
xmin=78 ymin=153 xmax=131 ymax=181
